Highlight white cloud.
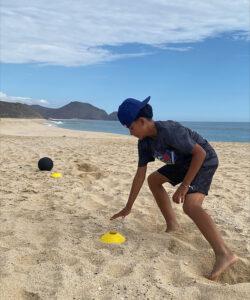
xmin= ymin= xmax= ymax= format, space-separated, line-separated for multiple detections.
xmin=233 ymin=31 xmax=250 ymax=41
xmin=0 ymin=91 xmax=49 ymax=105
xmin=0 ymin=0 xmax=249 ymax=66
xmin=155 ymin=46 xmax=193 ymax=51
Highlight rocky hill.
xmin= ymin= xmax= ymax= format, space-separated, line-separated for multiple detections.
xmin=0 ymin=101 xmax=43 ymax=118
xmin=0 ymin=100 xmax=118 ymax=120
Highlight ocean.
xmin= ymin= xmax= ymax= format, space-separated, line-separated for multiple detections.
xmin=50 ymin=119 xmax=250 ymax=142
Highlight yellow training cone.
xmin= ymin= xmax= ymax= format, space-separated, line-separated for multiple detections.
xmin=51 ymin=172 xmax=62 ymax=178
xmin=99 ymin=231 xmax=126 ymax=244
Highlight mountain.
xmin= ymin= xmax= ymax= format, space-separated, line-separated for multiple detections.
xmin=31 ymin=101 xmax=118 ymax=120
xmin=0 ymin=100 xmax=118 ymax=120
xmin=30 ymin=105 xmax=56 ymax=119
xmin=0 ymin=101 xmax=43 ymax=118
xmin=107 ymin=111 xmax=118 ymax=120
xmin=31 ymin=101 xmax=108 ymax=119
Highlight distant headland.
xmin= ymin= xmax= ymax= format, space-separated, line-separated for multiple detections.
xmin=0 ymin=100 xmax=118 ymax=120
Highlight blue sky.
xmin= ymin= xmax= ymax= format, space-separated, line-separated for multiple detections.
xmin=0 ymin=1 xmax=249 ymax=122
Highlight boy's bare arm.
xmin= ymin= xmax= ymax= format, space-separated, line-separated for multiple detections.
xmin=173 ymin=143 xmax=206 ymax=203
xmin=110 ymin=166 xmax=147 ymax=220
xmin=126 ymin=166 xmax=147 ymax=209
xmin=182 ymin=143 xmax=206 ymax=186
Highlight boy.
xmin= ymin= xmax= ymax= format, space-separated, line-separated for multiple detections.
xmin=110 ymin=96 xmax=238 ymax=281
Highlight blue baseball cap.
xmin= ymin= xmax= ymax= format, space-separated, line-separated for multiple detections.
xmin=117 ymin=96 xmax=151 ymax=128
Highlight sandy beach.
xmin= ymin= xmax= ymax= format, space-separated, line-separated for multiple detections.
xmin=0 ymin=118 xmax=249 ymax=300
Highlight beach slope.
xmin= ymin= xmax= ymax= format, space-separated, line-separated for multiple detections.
xmin=0 ymin=119 xmax=249 ymax=299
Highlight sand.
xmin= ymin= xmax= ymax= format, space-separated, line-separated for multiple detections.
xmin=0 ymin=118 xmax=249 ymax=300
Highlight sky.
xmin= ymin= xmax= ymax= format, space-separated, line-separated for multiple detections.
xmin=0 ymin=0 xmax=249 ymax=122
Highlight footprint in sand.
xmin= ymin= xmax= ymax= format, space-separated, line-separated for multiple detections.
xmin=88 ymin=252 xmax=106 ymax=267
xmin=167 ymin=237 xmax=197 ymax=255
xmin=0 ymin=230 xmax=14 ymax=238
xmin=17 ymin=250 xmax=79 ymax=269
xmin=76 ymin=162 xmax=102 ymax=180
xmin=102 ymin=263 xmax=134 ymax=278
xmin=22 ymin=290 xmax=41 ymax=300
xmin=219 ymin=257 xmax=250 ymax=284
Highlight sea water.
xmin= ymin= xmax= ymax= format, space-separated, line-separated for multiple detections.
xmin=50 ymin=119 xmax=250 ymax=142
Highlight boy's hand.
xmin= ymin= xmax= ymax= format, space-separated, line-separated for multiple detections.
xmin=110 ymin=207 xmax=131 ymax=220
xmin=173 ymin=184 xmax=189 ymax=204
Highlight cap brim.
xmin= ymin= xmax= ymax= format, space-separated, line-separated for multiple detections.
xmin=137 ymin=96 xmax=151 ymax=115
xmin=142 ymin=96 xmax=151 ymax=105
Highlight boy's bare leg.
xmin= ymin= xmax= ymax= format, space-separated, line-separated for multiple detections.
xmin=148 ymin=172 xmax=179 ymax=232
xmin=183 ymin=193 xmax=238 ymax=280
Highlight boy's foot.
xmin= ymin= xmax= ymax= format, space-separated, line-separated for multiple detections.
xmin=207 ymin=252 xmax=238 ymax=281
xmin=165 ymin=222 xmax=180 ymax=233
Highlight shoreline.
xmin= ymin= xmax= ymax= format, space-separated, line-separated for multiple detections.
xmin=0 ymin=118 xmax=131 ymax=139
xmin=0 ymin=118 xmax=249 ymax=144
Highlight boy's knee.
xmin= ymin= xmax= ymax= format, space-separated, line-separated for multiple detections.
xmin=147 ymin=171 xmax=170 ymax=190
xmin=147 ymin=173 xmax=155 ymax=188
xmin=147 ymin=172 xmax=160 ymax=189
xmin=183 ymin=200 xmax=200 ymax=216
xmin=183 ymin=193 xmax=204 ymax=216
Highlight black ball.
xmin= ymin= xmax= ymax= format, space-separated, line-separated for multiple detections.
xmin=38 ymin=157 xmax=53 ymax=171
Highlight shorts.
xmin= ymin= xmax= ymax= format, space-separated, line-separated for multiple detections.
xmin=157 ymin=163 xmax=218 ymax=196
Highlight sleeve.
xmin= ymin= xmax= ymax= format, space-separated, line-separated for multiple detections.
xmin=138 ymin=140 xmax=155 ymax=167
xmin=165 ymin=123 xmax=196 ymax=154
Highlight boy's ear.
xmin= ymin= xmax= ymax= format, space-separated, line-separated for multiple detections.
xmin=138 ymin=117 xmax=145 ymax=124
xmin=141 ymin=117 xmax=148 ymax=126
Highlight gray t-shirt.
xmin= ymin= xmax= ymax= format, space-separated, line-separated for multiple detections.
xmin=138 ymin=121 xmax=218 ymax=167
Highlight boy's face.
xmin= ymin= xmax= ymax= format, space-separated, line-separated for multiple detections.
xmin=128 ymin=118 xmax=148 ymax=139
